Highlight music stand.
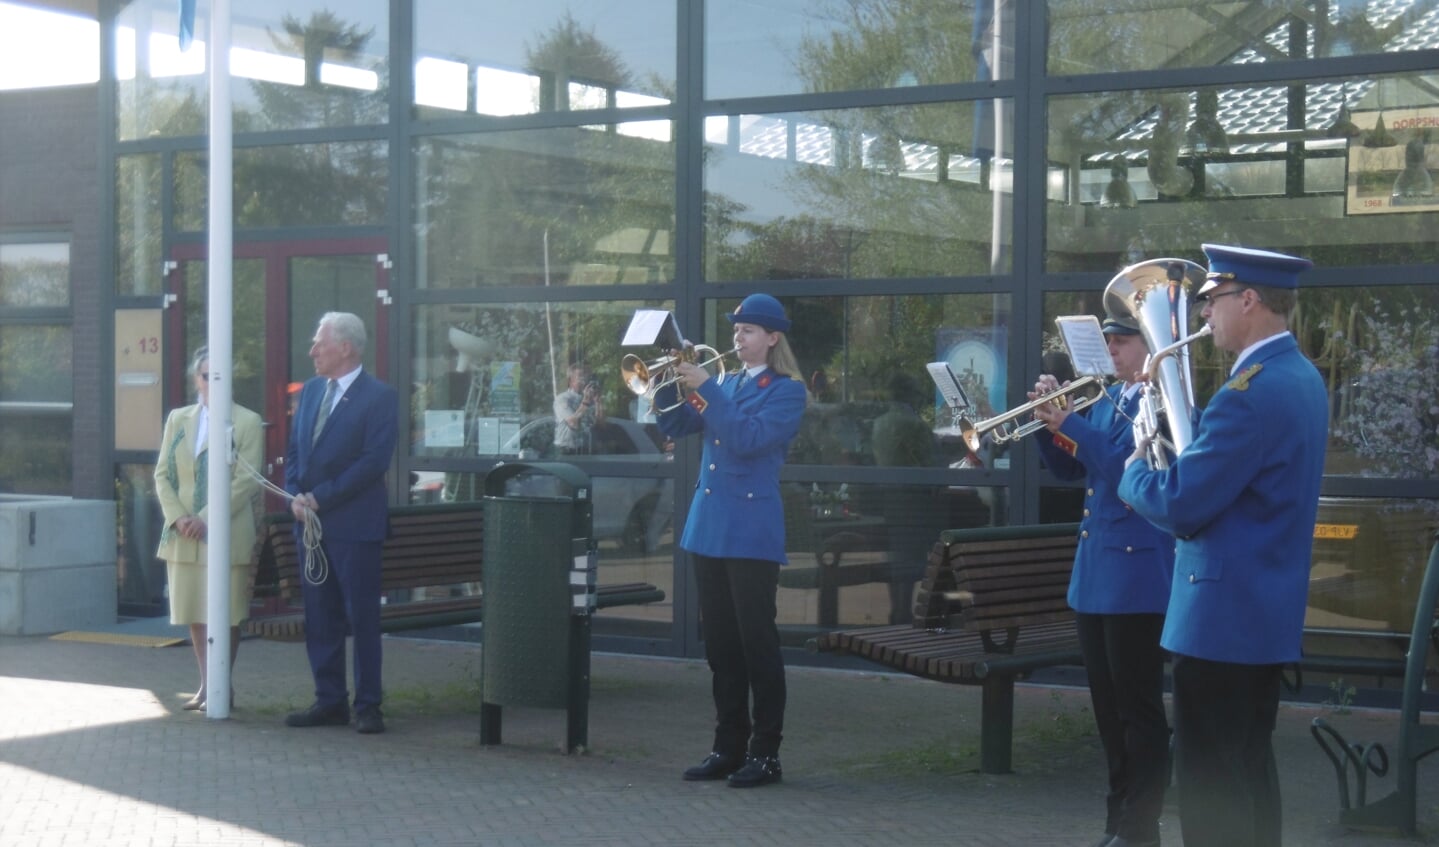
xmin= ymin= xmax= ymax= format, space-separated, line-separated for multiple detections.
xmin=926 ymin=361 xmax=972 ymax=433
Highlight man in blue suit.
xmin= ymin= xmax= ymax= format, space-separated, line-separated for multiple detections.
xmin=1119 ymin=245 xmax=1326 ymax=847
xmin=284 ymin=311 xmax=398 ymax=735
xmin=1031 ymin=312 xmax=1174 ymax=847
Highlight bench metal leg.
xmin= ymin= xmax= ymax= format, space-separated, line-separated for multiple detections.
xmin=979 ymin=676 xmax=1016 ymax=774
xmin=1309 ymin=533 xmax=1439 ymax=836
xmin=566 ymin=615 xmax=591 ymax=754
xmin=479 ymin=703 xmax=501 ymax=746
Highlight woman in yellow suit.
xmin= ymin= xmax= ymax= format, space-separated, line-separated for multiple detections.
xmin=154 ymin=346 xmax=264 ymax=711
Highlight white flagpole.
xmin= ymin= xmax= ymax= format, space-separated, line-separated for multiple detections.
xmin=204 ymin=0 xmax=234 ymax=720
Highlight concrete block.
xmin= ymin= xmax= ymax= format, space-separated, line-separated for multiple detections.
xmin=0 ymin=499 xmax=117 ymax=635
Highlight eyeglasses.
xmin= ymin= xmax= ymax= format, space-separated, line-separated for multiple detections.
xmin=1195 ymin=288 xmax=1246 ymax=304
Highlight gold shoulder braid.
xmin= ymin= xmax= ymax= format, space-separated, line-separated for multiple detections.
xmin=1226 ymin=363 xmax=1263 ymax=392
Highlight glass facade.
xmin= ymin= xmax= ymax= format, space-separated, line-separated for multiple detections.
xmin=0 ymin=240 xmax=73 ymax=495
xmin=77 ymin=0 xmax=1439 ymax=655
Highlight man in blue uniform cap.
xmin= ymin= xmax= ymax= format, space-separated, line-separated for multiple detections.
xmin=1119 ymin=243 xmax=1325 ymax=847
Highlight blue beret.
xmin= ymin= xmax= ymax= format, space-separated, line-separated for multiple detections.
xmin=1101 ymin=314 xmax=1140 ymax=335
xmin=1198 ymin=243 xmax=1314 ymax=296
xmin=726 ymin=293 xmax=791 ymax=332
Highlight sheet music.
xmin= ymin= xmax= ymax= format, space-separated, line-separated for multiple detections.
xmin=1054 ymin=315 xmax=1117 ymax=378
xmin=925 ymin=361 xmax=971 ymax=410
xmin=622 ymin=310 xmax=683 ymax=348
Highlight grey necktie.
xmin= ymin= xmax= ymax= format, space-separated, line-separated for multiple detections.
xmin=312 ymin=379 xmax=339 ymax=445
xmin=733 ymin=370 xmax=747 ymax=393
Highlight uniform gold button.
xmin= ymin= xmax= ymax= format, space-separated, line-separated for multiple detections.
xmin=1083 ymin=509 xmax=1091 ymax=517
xmin=1189 ymin=573 xmax=1196 ymax=583
xmin=709 ymin=463 xmax=716 ymax=470
xmin=1081 ymin=530 xmax=1089 ymax=538
xmin=1125 ymin=546 xmax=1133 ymax=553
xmin=704 ymin=488 xmax=711 ymax=495
xmin=746 ymin=492 xmax=753 ymax=499
xmin=713 ymin=439 xmax=720 ymax=445
xmin=1086 ymin=488 xmax=1094 ymax=496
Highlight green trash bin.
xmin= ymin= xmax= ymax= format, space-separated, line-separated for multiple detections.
xmin=479 ymin=462 xmax=596 ymax=753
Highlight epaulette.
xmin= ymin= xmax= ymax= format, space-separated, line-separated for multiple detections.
xmin=1226 ymin=363 xmax=1263 ymax=392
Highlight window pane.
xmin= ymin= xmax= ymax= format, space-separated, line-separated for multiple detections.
xmin=1046 ymin=73 xmax=1439 ymax=274
xmin=0 ymin=410 xmax=71 ymax=495
xmin=702 ymin=293 xmax=1013 ymax=469
xmin=116 ymin=153 xmax=163 ymax=297
xmin=706 ymin=102 xmax=1014 ymax=281
xmin=1047 ymin=0 xmax=1439 ymax=76
xmin=0 ymin=325 xmax=72 ymax=403
xmin=415 ymin=127 xmax=676 ymax=288
xmin=778 ymin=481 xmax=1002 ymax=634
xmin=116 ymin=0 xmax=389 ymax=139
xmin=174 ymin=141 xmax=388 ymax=231
xmin=413 ymin=0 xmax=675 ymax=118
xmin=1309 ymin=496 xmax=1439 ymax=634
xmin=0 ymin=242 xmax=69 ymax=307
xmin=708 ymin=0 xmax=1013 ymax=99
xmin=411 ymin=299 xmax=676 ymax=461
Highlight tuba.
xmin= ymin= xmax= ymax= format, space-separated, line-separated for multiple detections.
xmin=1103 ymin=258 xmax=1209 ymax=469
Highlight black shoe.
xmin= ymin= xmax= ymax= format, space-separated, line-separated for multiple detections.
xmin=727 ymin=754 xmax=782 ymax=788
xmin=355 ymin=708 xmax=385 ymax=734
xmin=682 ymin=752 xmax=743 ymax=781
xmin=284 ymin=702 xmax=350 ymax=728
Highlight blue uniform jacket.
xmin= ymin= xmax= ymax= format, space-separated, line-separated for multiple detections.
xmin=657 ymin=370 xmax=806 ymax=565
xmin=1118 ymin=334 xmax=1327 ymax=665
xmin=285 ymin=371 xmax=398 ymax=543
xmin=1035 ymin=383 xmax=1174 ymax=615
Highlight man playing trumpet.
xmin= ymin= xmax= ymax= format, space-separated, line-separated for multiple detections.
xmin=1030 ymin=313 xmax=1174 ymax=847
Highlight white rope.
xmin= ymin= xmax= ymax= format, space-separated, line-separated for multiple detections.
xmin=234 ymin=452 xmax=328 ymax=586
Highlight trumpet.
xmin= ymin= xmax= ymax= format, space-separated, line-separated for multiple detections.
xmin=621 ymin=345 xmax=740 ymax=413
xmin=956 ymin=375 xmax=1106 ymax=453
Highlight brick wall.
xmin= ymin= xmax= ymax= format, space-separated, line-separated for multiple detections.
xmin=0 ymin=84 xmax=106 ymax=499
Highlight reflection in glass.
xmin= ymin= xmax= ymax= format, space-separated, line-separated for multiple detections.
xmin=413 ymin=0 xmax=675 ymax=118
xmin=0 ymin=242 xmax=69 ymax=307
xmin=116 ymin=154 xmax=163 ymax=296
xmin=0 ymin=325 xmax=73 ymax=495
xmin=1047 ymin=1 xmax=1434 ymax=76
xmin=116 ymin=464 xmax=166 ymax=612
xmin=411 ymin=299 xmax=676 ymax=465
xmin=180 ymin=260 xmax=267 ymax=413
xmin=777 ymin=481 xmax=1000 ymax=632
xmin=707 ymin=0 xmax=1012 ymax=99
xmin=414 ymin=127 xmax=675 ymax=288
xmin=115 ymin=0 xmax=389 ymax=139
xmin=174 ymin=141 xmax=388 ymax=231
xmin=705 ymin=102 xmax=1013 ymax=281
xmin=1046 ymin=74 xmax=1439 ymax=274
xmin=703 ymin=293 xmax=1012 ymax=469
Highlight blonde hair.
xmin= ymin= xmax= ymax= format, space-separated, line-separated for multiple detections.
xmin=766 ymin=334 xmax=811 ymax=403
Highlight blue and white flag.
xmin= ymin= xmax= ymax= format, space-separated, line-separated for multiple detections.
xmin=178 ymin=0 xmax=196 ymax=51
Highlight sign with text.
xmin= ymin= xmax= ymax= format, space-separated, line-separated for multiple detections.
xmin=1345 ymin=107 xmax=1439 ymax=216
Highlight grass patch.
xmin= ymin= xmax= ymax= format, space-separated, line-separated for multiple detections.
xmin=839 ymin=739 xmax=979 ymax=777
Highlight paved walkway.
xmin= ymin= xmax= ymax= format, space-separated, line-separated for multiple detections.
xmin=1 ymin=632 xmax=1434 ymax=846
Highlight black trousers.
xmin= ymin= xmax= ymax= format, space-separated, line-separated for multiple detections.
xmin=1076 ymin=612 xmax=1170 ymax=842
xmin=692 ymin=554 xmax=785 ymax=759
xmin=1171 ymin=654 xmax=1283 ymax=847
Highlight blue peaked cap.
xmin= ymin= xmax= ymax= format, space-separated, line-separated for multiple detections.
xmin=1198 ymin=243 xmax=1314 ymax=296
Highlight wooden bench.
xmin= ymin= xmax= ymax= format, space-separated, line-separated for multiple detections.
xmin=811 ymin=522 xmax=1082 ymax=774
xmin=243 ymin=502 xmax=665 ymax=641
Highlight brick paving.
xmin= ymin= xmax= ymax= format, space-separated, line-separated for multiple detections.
xmin=1 ymin=633 xmax=1434 ymax=846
